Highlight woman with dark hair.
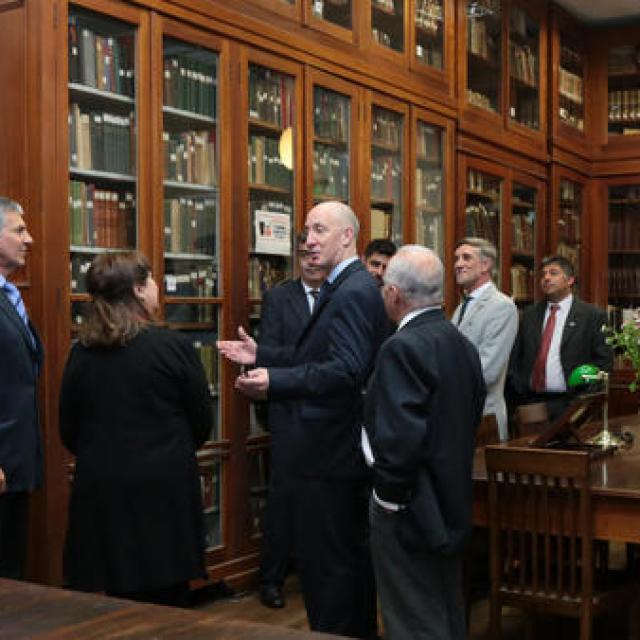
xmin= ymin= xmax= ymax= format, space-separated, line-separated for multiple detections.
xmin=59 ymin=251 xmax=212 ymax=606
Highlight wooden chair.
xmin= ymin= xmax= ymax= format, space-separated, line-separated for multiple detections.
xmin=485 ymin=445 xmax=638 ymax=640
xmin=514 ymin=402 xmax=550 ymax=438
xmin=475 ymin=414 xmax=500 ymax=447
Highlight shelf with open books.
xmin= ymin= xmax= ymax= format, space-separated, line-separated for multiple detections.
xmin=370 ymin=102 xmax=405 ymax=246
xmin=67 ymin=7 xmax=138 ymax=300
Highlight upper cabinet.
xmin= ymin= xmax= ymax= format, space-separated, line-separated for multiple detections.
xmin=368 ymin=0 xmax=406 ymax=58
xmin=458 ymin=0 xmax=548 ymax=157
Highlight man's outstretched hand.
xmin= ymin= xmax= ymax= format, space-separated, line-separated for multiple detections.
xmin=217 ymin=326 xmax=257 ymax=365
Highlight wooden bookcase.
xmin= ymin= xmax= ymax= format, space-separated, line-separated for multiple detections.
xmin=3 ymin=0 xmax=640 ymax=587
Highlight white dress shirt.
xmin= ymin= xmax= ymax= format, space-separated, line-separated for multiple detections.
xmin=543 ymin=294 xmax=573 ymax=392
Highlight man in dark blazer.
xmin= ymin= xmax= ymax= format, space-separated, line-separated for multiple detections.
xmin=364 ymin=245 xmax=485 ymax=640
xmin=218 ymin=201 xmax=388 ymax=639
xmin=507 ymin=254 xmax=613 ymax=421
xmin=0 ymin=197 xmax=43 ymax=579
xmin=257 ymin=232 xmax=327 ymax=609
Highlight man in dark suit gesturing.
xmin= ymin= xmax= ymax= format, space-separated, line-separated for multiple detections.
xmin=257 ymin=232 xmax=327 ymax=609
xmin=0 ymin=198 xmax=43 ymax=579
xmin=218 ymin=201 xmax=387 ymax=639
xmin=364 ymin=245 xmax=485 ymax=640
xmin=507 ymin=255 xmax=612 ymax=420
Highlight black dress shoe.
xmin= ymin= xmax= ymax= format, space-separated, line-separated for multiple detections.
xmin=259 ymin=584 xmax=285 ymax=609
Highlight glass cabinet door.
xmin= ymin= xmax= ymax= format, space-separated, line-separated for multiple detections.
xmin=508 ymin=6 xmax=540 ymax=130
xmin=608 ymin=45 xmax=640 ymax=136
xmin=466 ymin=0 xmax=502 ymax=114
xmin=309 ymin=0 xmax=352 ymax=30
xmin=414 ymin=120 xmax=445 ymax=257
xmin=68 ymin=8 xmax=138 ymax=326
xmin=465 ymin=166 xmax=503 ymax=281
xmin=556 ymin=178 xmax=582 ymax=286
xmin=608 ymin=184 xmax=640 ymax=322
xmin=415 ymin=0 xmax=444 ymax=70
xmin=510 ymin=183 xmax=537 ymax=305
xmin=247 ymin=64 xmax=297 ymax=300
xmin=370 ymin=105 xmax=404 ymax=246
xmin=558 ymin=33 xmax=584 ymax=132
xmin=371 ymin=0 xmax=404 ymax=53
xmin=312 ymin=85 xmax=351 ymax=204
xmin=161 ymin=36 xmax=221 ymax=449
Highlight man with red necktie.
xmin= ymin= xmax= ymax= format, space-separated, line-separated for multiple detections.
xmin=507 ymin=255 xmax=612 ymax=422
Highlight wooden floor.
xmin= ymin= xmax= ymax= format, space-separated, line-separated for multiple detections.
xmin=193 ymin=572 xmax=631 ymax=639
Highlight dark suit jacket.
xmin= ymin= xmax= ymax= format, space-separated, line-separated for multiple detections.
xmin=0 ymin=286 xmax=43 ymax=493
xmin=259 ymin=278 xmax=310 ymax=434
xmin=364 ymin=309 xmax=485 ymax=555
xmin=256 ymin=260 xmax=388 ymax=478
xmin=507 ymin=297 xmax=613 ymax=400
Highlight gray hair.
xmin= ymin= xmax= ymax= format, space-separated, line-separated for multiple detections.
xmin=0 ymin=198 xmax=24 ymax=232
xmin=385 ymin=245 xmax=443 ymax=307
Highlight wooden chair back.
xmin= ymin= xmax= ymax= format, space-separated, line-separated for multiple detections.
xmin=476 ymin=414 xmax=500 ymax=447
xmin=515 ymin=402 xmax=550 ymax=437
xmin=485 ymin=446 xmax=594 ymax=637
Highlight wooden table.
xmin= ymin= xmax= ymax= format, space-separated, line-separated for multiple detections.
xmin=473 ymin=415 xmax=640 ymax=543
xmin=0 ymin=579 xmax=339 ymax=639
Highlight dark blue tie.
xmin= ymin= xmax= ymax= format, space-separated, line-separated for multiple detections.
xmin=3 ymin=280 xmax=29 ymax=327
xmin=315 ymin=280 xmax=331 ymax=308
xmin=457 ymin=294 xmax=472 ymax=326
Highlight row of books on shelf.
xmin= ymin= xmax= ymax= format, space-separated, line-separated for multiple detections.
xmin=371 ymin=28 xmax=395 ymax=50
xmin=163 ymin=130 xmax=216 ymax=186
xmin=608 ymin=89 xmax=640 ymax=123
xmin=372 ymin=112 xmax=401 ymax=149
xmin=559 ymin=105 xmax=584 ymax=131
xmin=371 ymin=208 xmax=393 ymax=240
xmin=164 ymin=197 xmax=216 ymax=255
xmin=371 ymin=157 xmax=402 ymax=203
xmin=416 ymin=43 xmax=443 ymax=69
xmin=415 ymin=0 xmax=442 ymax=36
xmin=249 ymin=256 xmax=289 ymax=298
xmin=557 ymin=208 xmax=581 ymax=244
xmin=68 ymin=17 xmax=135 ymax=97
xmin=68 ymin=181 xmax=135 ymax=248
xmin=163 ymin=265 xmax=217 ymax=298
xmin=194 ymin=342 xmax=219 ymax=391
xmin=609 ymin=265 xmax=640 ymax=297
xmin=556 ymin=242 xmax=579 ymax=273
xmin=609 ymin=214 xmax=640 ymax=250
xmin=248 ymin=135 xmax=293 ymax=190
xmin=511 ymin=214 xmax=535 ymax=253
xmin=510 ymin=43 xmax=537 ymax=88
xmin=166 ymin=302 xmax=216 ymax=324
xmin=467 ymin=89 xmax=495 ymax=112
xmin=559 ymin=68 xmax=583 ymax=105
xmin=416 ymin=209 xmax=444 ymax=254
xmin=468 ymin=18 xmax=499 ymax=64
xmin=415 ymin=168 xmax=442 ymax=211
xmin=163 ymin=55 xmax=216 ymax=118
xmin=313 ymin=146 xmax=349 ymax=200
xmin=199 ymin=464 xmax=220 ymax=512
xmin=314 ymin=89 xmax=349 ymax=143
xmin=416 ymin=126 xmax=441 ymax=160
xmin=466 ymin=202 xmax=499 ymax=247
xmin=69 ymin=104 xmax=134 ymax=175
xmin=468 ymin=169 xmax=500 ymax=197
xmin=248 ymin=67 xmax=294 ymax=129
xmin=511 ymin=264 xmax=534 ymax=301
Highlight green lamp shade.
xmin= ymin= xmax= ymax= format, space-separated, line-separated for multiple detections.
xmin=568 ymin=364 xmax=600 ymax=388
